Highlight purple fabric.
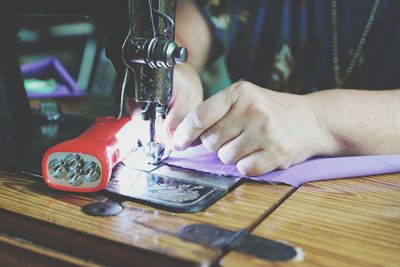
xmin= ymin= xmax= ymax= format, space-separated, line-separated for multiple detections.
xmin=165 ymin=145 xmax=400 ymax=186
xmin=21 ymin=57 xmax=86 ymax=99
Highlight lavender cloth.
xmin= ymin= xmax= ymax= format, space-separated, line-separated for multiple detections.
xmin=21 ymin=57 xmax=85 ymax=99
xmin=165 ymin=145 xmax=400 ymax=186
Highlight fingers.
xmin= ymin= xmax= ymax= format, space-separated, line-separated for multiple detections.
xmin=200 ymin=104 xmax=245 ymax=152
xmin=172 ymin=89 xmax=234 ymax=150
xmin=216 ymin=132 xmax=258 ymax=164
xmin=236 ymin=150 xmax=280 ymax=176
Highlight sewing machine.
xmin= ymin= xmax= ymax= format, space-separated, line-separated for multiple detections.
xmin=0 ymin=0 xmax=241 ymax=213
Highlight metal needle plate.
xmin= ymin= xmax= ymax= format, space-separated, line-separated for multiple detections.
xmin=105 ymin=152 xmax=242 ymax=213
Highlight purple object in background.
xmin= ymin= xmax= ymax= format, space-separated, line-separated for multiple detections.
xmin=21 ymin=57 xmax=85 ymax=99
xmin=165 ymin=145 xmax=400 ymax=186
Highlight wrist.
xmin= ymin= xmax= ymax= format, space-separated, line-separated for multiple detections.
xmin=303 ymin=92 xmax=343 ymax=156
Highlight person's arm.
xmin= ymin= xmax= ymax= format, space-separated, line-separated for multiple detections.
xmin=175 ymin=0 xmax=213 ymax=71
xmin=171 ymin=81 xmax=400 ymax=176
xmin=162 ymin=0 xmax=214 ymax=139
xmin=307 ymin=89 xmax=400 ymax=156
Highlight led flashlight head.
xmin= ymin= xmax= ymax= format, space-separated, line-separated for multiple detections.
xmin=46 ymin=153 xmax=102 ymax=188
xmin=42 ymin=117 xmax=135 ymax=192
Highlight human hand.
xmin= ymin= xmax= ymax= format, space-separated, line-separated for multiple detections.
xmin=161 ymin=64 xmax=203 ymax=141
xmin=171 ymin=81 xmax=336 ymax=176
xmin=122 ymin=63 xmax=203 ymax=149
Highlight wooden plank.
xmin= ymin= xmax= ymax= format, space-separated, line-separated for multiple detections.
xmin=0 ymin=170 xmax=293 ymax=266
xmin=0 ymin=233 xmax=102 ymax=267
xmin=221 ymin=173 xmax=400 ymax=267
xmin=0 ymin=208 xmax=195 ymax=267
xmin=0 ymin=241 xmax=77 ymax=267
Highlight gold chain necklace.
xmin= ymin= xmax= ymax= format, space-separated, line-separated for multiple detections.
xmin=331 ymin=0 xmax=380 ymax=88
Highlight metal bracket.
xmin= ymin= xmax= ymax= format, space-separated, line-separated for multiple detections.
xmin=178 ymin=224 xmax=298 ymax=262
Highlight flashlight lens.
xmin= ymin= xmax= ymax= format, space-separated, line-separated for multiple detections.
xmin=48 ymin=159 xmax=69 ymax=179
xmin=46 ymin=153 xmax=102 ymax=188
xmin=65 ymin=154 xmax=84 ymax=170
xmin=66 ymin=174 xmax=84 ymax=187
xmin=82 ymin=161 xmax=101 ymax=182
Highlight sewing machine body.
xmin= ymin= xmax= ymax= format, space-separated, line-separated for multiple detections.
xmin=0 ymin=0 xmax=241 ymax=212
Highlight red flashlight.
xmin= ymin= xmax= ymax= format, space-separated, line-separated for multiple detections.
xmin=42 ymin=116 xmax=136 ymax=192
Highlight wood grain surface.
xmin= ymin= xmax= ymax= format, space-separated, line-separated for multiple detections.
xmin=221 ymin=173 xmax=400 ymax=267
xmin=0 ymin=170 xmax=292 ymax=266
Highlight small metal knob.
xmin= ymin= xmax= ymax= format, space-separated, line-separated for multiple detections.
xmin=124 ymin=38 xmax=188 ymax=69
xmin=173 ymin=47 xmax=188 ymax=64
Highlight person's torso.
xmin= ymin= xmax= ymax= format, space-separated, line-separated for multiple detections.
xmin=199 ymin=0 xmax=400 ymax=93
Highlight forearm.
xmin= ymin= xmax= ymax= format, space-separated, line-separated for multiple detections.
xmin=176 ymin=0 xmax=213 ymax=71
xmin=306 ymin=89 xmax=400 ymax=156
xmin=173 ymin=0 xmax=212 ymax=103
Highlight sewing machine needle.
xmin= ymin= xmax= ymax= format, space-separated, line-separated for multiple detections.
xmin=149 ymin=116 xmax=155 ymax=143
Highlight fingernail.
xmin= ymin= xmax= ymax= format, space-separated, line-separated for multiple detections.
xmin=171 ymin=130 xmax=188 ymax=151
xmin=171 ymin=139 xmax=185 ymax=151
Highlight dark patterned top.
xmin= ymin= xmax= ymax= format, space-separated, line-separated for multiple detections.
xmin=196 ymin=0 xmax=400 ymax=94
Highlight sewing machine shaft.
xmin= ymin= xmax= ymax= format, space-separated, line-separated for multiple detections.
xmin=118 ymin=0 xmax=187 ymax=164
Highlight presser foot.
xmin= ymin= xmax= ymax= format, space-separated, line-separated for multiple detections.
xmin=145 ymin=141 xmax=171 ymax=165
xmin=135 ymin=139 xmax=171 ymax=165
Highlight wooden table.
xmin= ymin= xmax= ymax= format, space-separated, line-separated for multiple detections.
xmin=3 ymin=97 xmax=396 ymax=266
xmin=222 ymin=173 xmax=400 ymax=267
xmin=1 ymin=169 xmax=399 ymax=267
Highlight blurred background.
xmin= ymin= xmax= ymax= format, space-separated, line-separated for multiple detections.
xmin=17 ymin=15 xmax=117 ymax=118
xmin=16 ymin=12 xmax=232 ymax=117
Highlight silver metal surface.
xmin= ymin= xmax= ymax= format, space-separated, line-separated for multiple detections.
xmin=108 ymin=166 xmax=216 ymax=206
xmin=108 ymin=151 xmax=242 ymax=212
xmin=122 ymin=147 xmax=161 ymax=172
xmin=107 ymin=163 xmax=234 ymax=212
xmin=152 ymin=165 xmax=241 ymax=190
xmin=144 ymin=141 xmax=170 ymax=165
xmin=47 ymin=152 xmax=102 ymax=188
xmin=128 ymin=138 xmax=171 ymax=166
